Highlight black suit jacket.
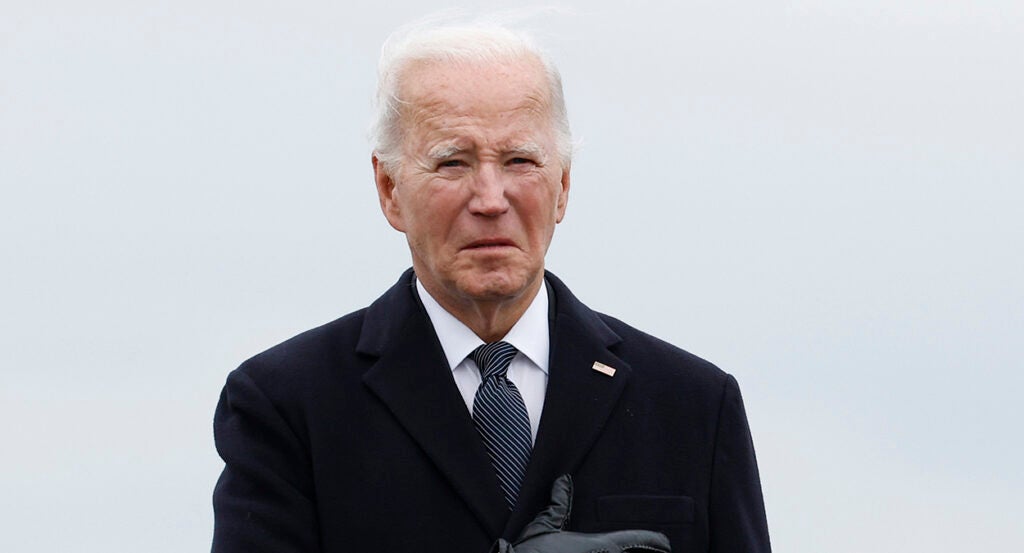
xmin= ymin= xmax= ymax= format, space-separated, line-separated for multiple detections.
xmin=212 ymin=270 xmax=770 ymax=552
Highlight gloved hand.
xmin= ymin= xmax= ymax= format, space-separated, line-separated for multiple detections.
xmin=490 ymin=475 xmax=671 ymax=553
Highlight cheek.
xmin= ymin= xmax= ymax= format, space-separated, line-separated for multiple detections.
xmin=520 ymin=196 xmax=561 ymax=243
xmin=407 ymin=193 xmax=463 ymax=245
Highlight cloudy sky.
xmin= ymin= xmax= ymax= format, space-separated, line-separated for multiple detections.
xmin=2 ymin=1 xmax=1021 ymax=551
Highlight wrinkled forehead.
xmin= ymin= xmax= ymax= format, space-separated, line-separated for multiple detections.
xmin=396 ymin=56 xmax=555 ymax=131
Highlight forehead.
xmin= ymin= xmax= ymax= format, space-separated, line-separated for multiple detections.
xmin=397 ymin=57 xmax=554 ymax=145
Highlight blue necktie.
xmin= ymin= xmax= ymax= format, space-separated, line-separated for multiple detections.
xmin=471 ymin=341 xmax=532 ymax=509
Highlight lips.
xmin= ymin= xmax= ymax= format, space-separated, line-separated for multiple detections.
xmin=464 ymin=238 xmax=516 ymax=249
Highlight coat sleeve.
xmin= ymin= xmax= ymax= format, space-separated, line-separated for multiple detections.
xmin=212 ymin=367 xmax=320 ymax=553
xmin=708 ymin=374 xmax=772 ymax=553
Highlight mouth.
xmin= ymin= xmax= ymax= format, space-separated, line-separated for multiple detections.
xmin=463 ymin=238 xmax=516 ymax=250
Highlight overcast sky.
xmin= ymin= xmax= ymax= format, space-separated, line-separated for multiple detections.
xmin=2 ymin=1 xmax=1022 ymax=552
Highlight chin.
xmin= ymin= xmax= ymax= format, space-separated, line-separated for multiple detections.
xmin=456 ymin=269 xmax=535 ymax=302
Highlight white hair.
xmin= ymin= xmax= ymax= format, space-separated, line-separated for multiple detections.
xmin=371 ymin=15 xmax=573 ymax=174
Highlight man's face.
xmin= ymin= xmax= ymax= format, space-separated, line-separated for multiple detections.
xmin=374 ymin=56 xmax=570 ymax=311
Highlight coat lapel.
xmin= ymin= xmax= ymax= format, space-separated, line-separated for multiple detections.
xmin=503 ymin=273 xmax=633 ymax=538
xmin=359 ymin=270 xmax=509 ymax=538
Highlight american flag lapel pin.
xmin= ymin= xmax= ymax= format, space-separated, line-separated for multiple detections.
xmin=591 ymin=361 xmax=616 ymax=377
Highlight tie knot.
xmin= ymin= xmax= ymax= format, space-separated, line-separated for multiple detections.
xmin=471 ymin=341 xmax=518 ymax=380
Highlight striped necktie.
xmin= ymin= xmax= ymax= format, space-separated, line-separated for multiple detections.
xmin=470 ymin=341 xmax=532 ymax=509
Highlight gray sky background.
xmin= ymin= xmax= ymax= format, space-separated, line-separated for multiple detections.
xmin=2 ymin=1 xmax=1022 ymax=551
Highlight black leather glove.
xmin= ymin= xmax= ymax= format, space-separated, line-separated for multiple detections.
xmin=490 ymin=475 xmax=671 ymax=553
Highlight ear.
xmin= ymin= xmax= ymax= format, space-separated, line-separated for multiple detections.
xmin=373 ymin=155 xmax=406 ymax=232
xmin=554 ymin=165 xmax=571 ymax=223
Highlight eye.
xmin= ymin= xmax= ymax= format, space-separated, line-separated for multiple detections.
xmin=439 ymin=159 xmax=464 ymax=168
xmin=508 ymin=157 xmax=535 ymax=166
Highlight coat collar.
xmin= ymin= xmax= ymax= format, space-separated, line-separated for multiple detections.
xmin=358 ymin=269 xmax=631 ymax=540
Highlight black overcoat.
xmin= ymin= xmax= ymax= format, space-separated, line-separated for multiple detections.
xmin=212 ymin=270 xmax=771 ymax=552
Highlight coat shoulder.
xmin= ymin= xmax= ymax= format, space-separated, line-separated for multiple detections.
xmin=232 ymin=269 xmax=417 ymax=387
xmin=230 ymin=307 xmax=369 ymax=393
xmin=596 ymin=311 xmax=731 ymax=390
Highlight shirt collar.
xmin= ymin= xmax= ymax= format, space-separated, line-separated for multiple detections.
xmin=416 ymin=277 xmax=550 ymax=374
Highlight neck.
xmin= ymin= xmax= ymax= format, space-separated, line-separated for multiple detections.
xmin=421 ymin=277 xmax=543 ymax=343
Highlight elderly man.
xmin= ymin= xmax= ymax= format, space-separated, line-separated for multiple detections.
xmin=213 ymin=20 xmax=770 ymax=553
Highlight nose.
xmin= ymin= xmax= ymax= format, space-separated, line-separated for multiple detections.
xmin=467 ymin=165 xmax=510 ymax=217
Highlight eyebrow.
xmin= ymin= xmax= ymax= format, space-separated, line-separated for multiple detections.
xmin=425 ymin=141 xmax=550 ymax=163
xmin=427 ymin=143 xmax=464 ymax=160
xmin=507 ymin=142 xmax=547 ymax=162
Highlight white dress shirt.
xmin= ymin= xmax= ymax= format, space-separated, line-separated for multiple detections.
xmin=416 ymin=278 xmax=549 ymax=442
